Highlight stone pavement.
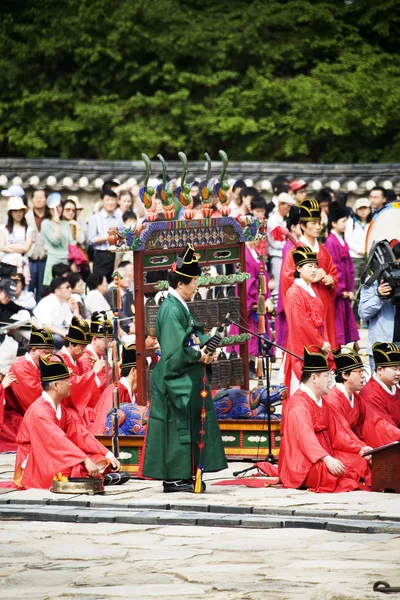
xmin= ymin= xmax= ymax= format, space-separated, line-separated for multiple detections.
xmin=0 ymin=519 xmax=399 ymax=600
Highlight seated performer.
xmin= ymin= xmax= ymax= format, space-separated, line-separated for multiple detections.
xmin=80 ymin=311 xmax=113 ymax=391
xmin=139 ymin=243 xmax=227 ymax=493
xmin=324 ymin=348 xmax=372 ymax=453
xmin=280 ymin=198 xmax=338 ymax=351
xmin=0 ymin=325 xmax=53 ymax=451
xmin=89 ymin=343 xmax=138 ymax=434
xmin=284 ymin=246 xmax=332 ymax=393
xmin=13 ymin=354 xmax=124 ymax=490
xmin=360 ymin=342 xmax=400 ymax=447
xmin=58 ymin=316 xmax=105 ymax=421
xmin=279 ymin=346 xmax=370 ymax=493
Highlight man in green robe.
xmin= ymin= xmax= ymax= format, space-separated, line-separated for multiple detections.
xmin=140 ymin=244 xmax=227 ymax=492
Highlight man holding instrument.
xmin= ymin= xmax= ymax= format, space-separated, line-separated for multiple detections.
xmin=139 ymin=244 xmax=227 ymax=493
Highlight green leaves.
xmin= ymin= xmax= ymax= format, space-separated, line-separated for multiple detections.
xmin=1 ymin=0 xmax=400 ymax=162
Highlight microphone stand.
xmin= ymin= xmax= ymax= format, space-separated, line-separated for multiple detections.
xmin=226 ymin=316 xmax=303 ymax=466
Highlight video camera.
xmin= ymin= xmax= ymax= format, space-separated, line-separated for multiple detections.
xmin=364 ymin=240 xmax=400 ymax=303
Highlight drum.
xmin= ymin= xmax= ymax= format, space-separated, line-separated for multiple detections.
xmin=365 ymin=202 xmax=400 ymax=252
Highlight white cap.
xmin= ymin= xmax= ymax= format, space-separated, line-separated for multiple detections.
xmin=2 ymin=185 xmax=25 ymax=198
xmin=354 ymin=197 xmax=371 ymax=210
xmin=277 ymin=192 xmax=296 ymax=206
xmin=7 ymin=196 xmax=27 ymax=212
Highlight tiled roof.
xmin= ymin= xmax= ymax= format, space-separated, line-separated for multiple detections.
xmin=0 ymin=158 xmax=399 ymax=194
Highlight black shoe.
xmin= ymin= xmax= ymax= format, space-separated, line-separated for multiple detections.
xmin=103 ymin=471 xmax=131 ymax=486
xmin=163 ymin=479 xmax=194 ymax=493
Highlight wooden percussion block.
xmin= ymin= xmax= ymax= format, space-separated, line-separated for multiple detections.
xmin=364 ymin=441 xmax=400 ymax=493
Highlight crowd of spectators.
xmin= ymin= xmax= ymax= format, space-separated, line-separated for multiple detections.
xmin=0 ymin=176 xmax=398 ymax=364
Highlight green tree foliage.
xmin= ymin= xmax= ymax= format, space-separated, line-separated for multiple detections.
xmin=0 ymin=0 xmax=400 ymax=162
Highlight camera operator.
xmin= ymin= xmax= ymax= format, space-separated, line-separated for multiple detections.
xmin=359 ymin=241 xmax=400 ymax=371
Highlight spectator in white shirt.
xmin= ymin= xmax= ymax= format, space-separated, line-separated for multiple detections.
xmin=345 ymin=197 xmax=372 ymax=317
xmin=267 ymin=192 xmax=296 ymax=295
xmin=88 ymin=190 xmax=123 ymax=282
xmin=85 ymin=272 xmax=111 ymax=317
xmin=33 ymin=277 xmax=73 ymax=349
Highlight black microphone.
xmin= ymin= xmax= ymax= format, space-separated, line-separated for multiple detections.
xmin=204 ymin=313 xmax=230 ymax=355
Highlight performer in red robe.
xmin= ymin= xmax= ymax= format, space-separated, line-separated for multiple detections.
xmin=57 ymin=316 xmax=105 ymax=423
xmin=89 ymin=343 xmax=138 ymax=434
xmin=0 ymin=326 xmax=54 ymax=451
xmin=360 ymin=342 xmax=400 ymax=447
xmin=275 ymin=206 xmax=302 ymax=347
xmin=279 ymin=346 xmax=370 ymax=492
xmin=80 ymin=311 xmax=113 ymax=396
xmin=280 ymin=198 xmax=338 ymax=351
xmin=324 ymin=348 xmax=371 ymax=451
xmin=12 ymin=354 xmax=122 ymax=490
xmin=324 ymin=203 xmax=359 ymax=346
xmin=284 ymin=246 xmax=332 ymax=393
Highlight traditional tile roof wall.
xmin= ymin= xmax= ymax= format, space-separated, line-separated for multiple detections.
xmin=0 ymin=158 xmax=399 ymax=195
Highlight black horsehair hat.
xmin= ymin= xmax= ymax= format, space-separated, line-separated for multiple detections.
xmin=66 ymin=316 xmax=90 ymax=345
xmin=122 ymin=343 xmax=136 ymax=369
xmin=29 ymin=325 xmax=54 ymax=350
xmin=302 ymin=346 xmax=329 ymax=374
xmin=292 ymin=246 xmax=318 ymax=268
xmin=39 ymin=354 xmax=69 ymax=382
xmin=372 ymin=342 xmax=400 ymax=368
xmin=90 ymin=311 xmax=113 ymax=338
xmin=172 ymin=243 xmax=200 ymax=278
xmin=328 ymin=201 xmax=347 ymax=224
xmin=299 ymin=198 xmax=321 ymax=222
xmin=333 ymin=347 xmax=363 ymax=373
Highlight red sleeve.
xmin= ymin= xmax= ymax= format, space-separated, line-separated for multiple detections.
xmin=87 ymin=385 xmax=114 ymax=434
xmin=326 ymin=404 xmax=363 ymax=453
xmin=67 ymin=371 xmax=98 ymax=415
xmin=64 ymin=407 xmax=109 ymax=456
xmin=319 ymin=245 xmax=338 ymax=294
xmin=286 ymin=401 xmax=328 ymax=464
xmin=281 ymin=251 xmax=295 ymax=308
xmin=360 ymin=383 xmax=400 ymax=447
xmin=0 ymin=385 xmax=4 ymax=432
xmin=9 ymin=362 xmax=42 ymax=412
xmin=286 ymin=286 xmax=326 ymax=379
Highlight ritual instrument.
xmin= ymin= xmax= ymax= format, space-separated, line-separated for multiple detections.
xmin=145 ymin=296 xmax=159 ymax=336
xmin=50 ymin=477 xmax=104 ymax=495
xmin=110 ymin=271 xmax=122 ymax=459
xmin=98 ymin=150 xmax=284 ymax=475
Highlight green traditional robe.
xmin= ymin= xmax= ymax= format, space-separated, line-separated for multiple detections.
xmin=141 ymin=293 xmax=227 ymax=480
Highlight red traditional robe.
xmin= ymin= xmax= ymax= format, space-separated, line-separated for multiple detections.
xmin=360 ymin=377 xmax=400 ymax=447
xmin=284 ymin=281 xmax=333 ymax=391
xmin=278 ymin=388 xmax=370 ymax=492
xmin=0 ymin=354 xmax=42 ymax=451
xmin=80 ymin=345 xmax=112 ymax=398
xmin=89 ymin=380 xmax=134 ymax=435
xmin=280 ymin=240 xmax=338 ymax=350
xmin=13 ymin=395 xmax=110 ymax=490
xmin=57 ymin=348 xmax=102 ymax=421
xmin=324 ymin=384 xmax=366 ymax=445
